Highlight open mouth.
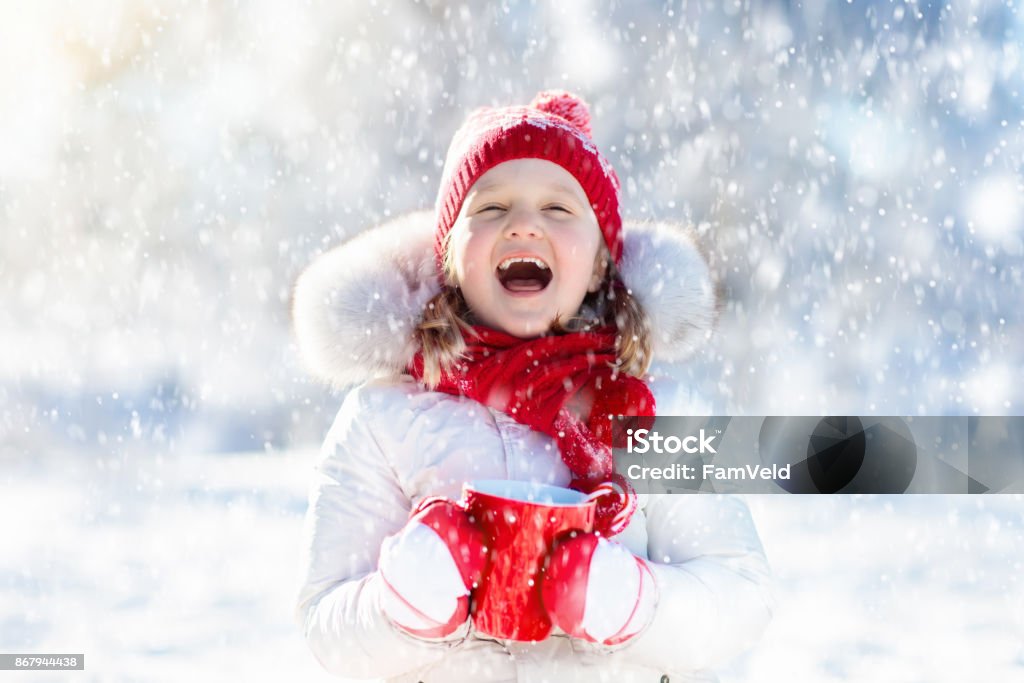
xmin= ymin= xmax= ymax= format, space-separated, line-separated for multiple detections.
xmin=496 ymin=256 xmax=553 ymax=293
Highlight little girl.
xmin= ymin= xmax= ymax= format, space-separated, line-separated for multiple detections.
xmin=292 ymin=91 xmax=774 ymax=682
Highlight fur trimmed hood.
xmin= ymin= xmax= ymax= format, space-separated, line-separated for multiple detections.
xmin=291 ymin=210 xmax=717 ymax=388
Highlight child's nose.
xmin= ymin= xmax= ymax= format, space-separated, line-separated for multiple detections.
xmin=503 ymin=208 xmax=544 ymax=239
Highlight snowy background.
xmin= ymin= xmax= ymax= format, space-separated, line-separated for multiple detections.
xmin=1 ymin=0 xmax=1022 ymax=680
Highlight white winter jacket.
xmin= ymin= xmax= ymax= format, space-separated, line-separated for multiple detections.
xmin=291 ymin=211 xmax=775 ymax=682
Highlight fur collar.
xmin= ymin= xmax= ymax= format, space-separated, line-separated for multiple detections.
xmin=291 ymin=210 xmax=717 ymax=388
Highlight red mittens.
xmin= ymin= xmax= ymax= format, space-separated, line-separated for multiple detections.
xmin=378 ymin=497 xmax=487 ymax=639
xmin=541 ymin=532 xmax=658 ymax=646
xmin=379 ymin=498 xmax=657 ymax=645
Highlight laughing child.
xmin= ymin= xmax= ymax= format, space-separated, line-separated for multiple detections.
xmin=292 ymin=90 xmax=775 ymax=682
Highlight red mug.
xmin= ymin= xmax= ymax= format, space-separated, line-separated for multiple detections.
xmin=463 ymin=480 xmax=599 ymax=642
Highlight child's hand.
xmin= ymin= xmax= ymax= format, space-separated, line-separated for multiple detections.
xmin=541 ymin=533 xmax=658 ymax=646
xmin=377 ymin=497 xmax=487 ymax=640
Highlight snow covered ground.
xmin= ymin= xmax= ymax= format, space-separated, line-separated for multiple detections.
xmin=731 ymin=495 xmax=1024 ymax=682
xmin=1 ymin=449 xmax=335 ymax=682
xmin=3 ymin=448 xmax=1021 ymax=682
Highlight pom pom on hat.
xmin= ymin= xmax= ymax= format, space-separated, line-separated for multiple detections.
xmin=529 ymin=90 xmax=593 ymax=138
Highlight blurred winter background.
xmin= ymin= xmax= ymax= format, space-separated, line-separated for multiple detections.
xmin=1 ymin=0 xmax=1022 ymax=680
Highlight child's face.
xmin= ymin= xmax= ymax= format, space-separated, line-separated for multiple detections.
xmin=448 ymin=158 xmax=607 ymax=338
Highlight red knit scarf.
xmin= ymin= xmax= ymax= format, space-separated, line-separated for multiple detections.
xmin=408 ymin=325 xmax=655 ymax=536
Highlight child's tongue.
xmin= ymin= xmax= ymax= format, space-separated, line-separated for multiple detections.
xmin=503 ymin=277 xmax=545 ymax=292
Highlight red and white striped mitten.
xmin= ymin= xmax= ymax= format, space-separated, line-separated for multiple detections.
xmin=378 ymin=497 xmax=488 ymax=639
xmin=541 ymin=532 xmax=658 ymax=646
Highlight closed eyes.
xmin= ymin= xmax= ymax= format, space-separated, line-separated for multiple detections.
xmin=475 ymin=204 xmax=573 ymax=214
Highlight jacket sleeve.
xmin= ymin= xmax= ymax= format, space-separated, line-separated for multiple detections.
xmin=612 ymin=494 xmax=776 ymax=673
xmin=293 ymin=383 xmax=467 ymax=679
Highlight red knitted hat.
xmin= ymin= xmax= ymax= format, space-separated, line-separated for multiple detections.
xmin=434 ymin=90 xmax=623 ymax=270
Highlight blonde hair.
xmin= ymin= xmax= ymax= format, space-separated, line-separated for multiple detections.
xmin=415 ymin=243 xmax=653 ymax=388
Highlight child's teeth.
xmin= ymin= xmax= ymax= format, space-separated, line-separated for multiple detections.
xmin=499 ymin=257 xmax=549 ymax=270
